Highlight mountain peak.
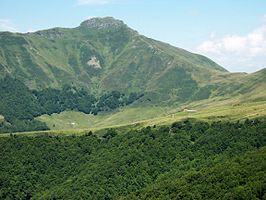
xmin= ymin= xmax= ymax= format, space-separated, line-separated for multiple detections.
xmin=80 ymin=17 xmax=127 ymax=30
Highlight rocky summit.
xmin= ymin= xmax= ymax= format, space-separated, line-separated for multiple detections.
xmin=79 ymin=17 xmax=127 ymax=30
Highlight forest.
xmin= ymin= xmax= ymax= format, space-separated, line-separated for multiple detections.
xmin=0 ymin=76 xmax=142 ymax=133
xmin=0 ymin=118 xmax=265 ymax=199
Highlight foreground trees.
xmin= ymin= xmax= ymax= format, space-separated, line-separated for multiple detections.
xmin=0 ymin=119 xmax=265 ymax=199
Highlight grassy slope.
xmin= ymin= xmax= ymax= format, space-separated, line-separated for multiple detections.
xmin=0 ymin=99 xmax=261 ymax=137
xmin=0 ymin=115 xmax=4 ymax=123
xmin=0 ymin=18 xmax=227 ymax=96
xmin=0 ymin=18 xmax=264 ymax=102
xmin=0 ymin=25 xmax=263 ymax=103
xmin=35 ymin=66 xmax=266 ymax=132
xmin=37 ymin=106 xmax=170 ymax=130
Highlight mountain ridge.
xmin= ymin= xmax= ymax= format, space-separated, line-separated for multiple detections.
xmin=0 ymin=17 xmax=227 ymax=92
xmin=0 ymin=17 xmax=265 ymax=126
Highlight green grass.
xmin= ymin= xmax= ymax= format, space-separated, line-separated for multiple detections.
xmin=1 ymin=99 xmax=260 ymax=136
xmin=144 ymin=100 xmax=266 ymax=126
xmin=0 ymin=115 xmax=4 ymax=123
xmin=37 ymin=105 xmax=173 ymax=130
xmin=38 ymin=98 xmax=266 ymax=128
xmin=1 ymin=99 xmax=265 ymax=137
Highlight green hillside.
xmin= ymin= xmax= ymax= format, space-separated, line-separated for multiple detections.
xmin=0 ymin=17 xmax=265 ymax=105
xmin=0 ymin=17 xmax=266 ymax=133
xmin=0 ymin=76 xmax=142 ymax=133
xmin=0 ymin=17 xmax=226 ymax=98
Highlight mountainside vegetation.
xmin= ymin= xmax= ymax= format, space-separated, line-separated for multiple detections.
xmin=0 ymin=76 xmax=49 ymax=133
xmin=0 ymin=17 xmax=249 ymax=103
xmin=0 ymin=16 xmax=266 ymax=200
xmin=0 ymin=76 xmax=141 ymax=133
xmin=1 ymin=17 xmax=266 ymax=133
xmin=0 ymin=118 xmax=265 ymax=199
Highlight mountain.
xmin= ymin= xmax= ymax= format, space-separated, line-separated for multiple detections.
xmin=0 ymin=17 xmax=266 ymax=133
xmin=0 ymin=17 xmax=229 ymax=101
xmin=0 ymin=17 xmax=266 ymax=199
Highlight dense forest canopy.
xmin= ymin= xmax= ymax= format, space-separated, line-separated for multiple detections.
xmin=0 ymin=119 xmax=265 ymax=199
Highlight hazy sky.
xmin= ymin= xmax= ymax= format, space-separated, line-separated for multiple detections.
xmin=1 ymin=0 xmax=266 ymax=72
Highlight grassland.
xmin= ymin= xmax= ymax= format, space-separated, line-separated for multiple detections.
xmin=147 ymin=99 xmax=266 ymax=126
xmin=1 ymin=99 xmax=265 ymax=137
xmin=0 ymin=115 xmax=4 ymax=123
xmin=37 ymin=106 xmax=173 ymax=130
xmin=38 ymin=98 xmax=266 ymax=129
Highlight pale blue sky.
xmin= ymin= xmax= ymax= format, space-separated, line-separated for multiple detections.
xmin=1 ymin=0 xmax=266 ymax=72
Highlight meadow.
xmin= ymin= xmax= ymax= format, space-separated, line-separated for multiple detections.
xmin=1 ymin=99 xmax=265 ymax=137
